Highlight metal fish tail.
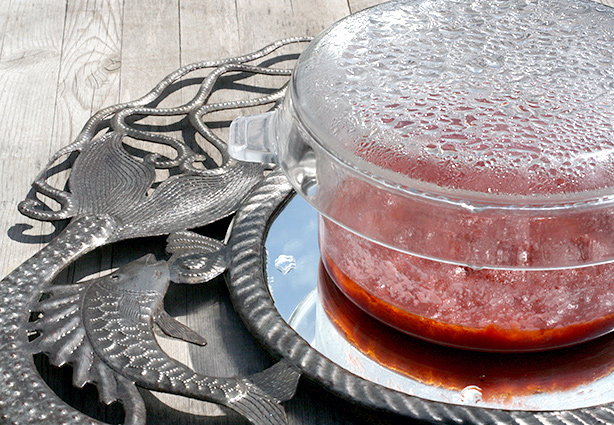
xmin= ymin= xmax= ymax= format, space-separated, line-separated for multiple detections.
xmin=82 ymin=269 xmax=299 ymax=425
xmin=225 ymin=360 xmax=300 ymax=425
xmin=135 ymin=360 xmax=298 ymax=425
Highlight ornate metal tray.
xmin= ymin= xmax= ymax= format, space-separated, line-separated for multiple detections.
xmin=1 ymin=38 xmax=614 ymax=425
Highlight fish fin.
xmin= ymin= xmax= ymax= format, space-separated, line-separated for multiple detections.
xmin=228 ymin=360 xmax=302 ymax=425
xmin=226 ymin=391 xmax=289 ymax=425
xmin=28 ymin=283 xmax=96 ymax=375
xmin=155 ymin=310 xmax=207 ymax=346
xmin=93 ymin=358 xmax=146 ymax=425
xmin=115 ymin=374 xmax=146 ymax=425
xmin=118 ymin=294 xmax=143 ymax=323
xmin=95 ymin=359 xmax=121 ymax=405
xmin=246 ymin=359 xmax=301 ymax=403
xmin=72 ymin=340 xmax=95 ymax=388
xmin=167 ymin=230 xmax=229 ymax=284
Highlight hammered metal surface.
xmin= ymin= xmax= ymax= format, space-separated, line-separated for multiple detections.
xmin=0 ymin=38 xmax=309 ymax=425
xmin=28 ymin=254 xmax=297 ymax=425
xmin=167 ymin=230 xmax=230 ymax=284
xmin=226 ymin=168 xmax=614 ymax=425
xmin=0 ymin=216 xmax=120 ymax=425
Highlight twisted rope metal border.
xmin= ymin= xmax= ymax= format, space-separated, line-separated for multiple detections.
xmin=227 ymin=168 xmax=614 ymax=424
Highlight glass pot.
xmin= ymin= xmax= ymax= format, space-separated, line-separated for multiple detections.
xmin=228 ymin=0 xmax=614 ymax=351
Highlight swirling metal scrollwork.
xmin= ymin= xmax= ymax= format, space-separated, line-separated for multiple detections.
xmin=4 ymin=33 xmax=614 ymax=425
xmin=0 ymin=37 xmax=310 ymax=425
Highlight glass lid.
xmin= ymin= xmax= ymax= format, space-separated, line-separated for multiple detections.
xmin=229 ymin=0 xmax=614 ymax=269
xmin=290 ymin=0 xmax=614 ymax=205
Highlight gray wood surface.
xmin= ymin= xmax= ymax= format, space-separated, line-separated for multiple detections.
xmin=0 ymin=1 xmax=415 ymax=425
xmin=3 ymin=0 xmax=614 ymax=424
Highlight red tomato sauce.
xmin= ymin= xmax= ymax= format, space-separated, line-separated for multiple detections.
xmin=317 ymin=101 xmax=614 ymax=351
xmin=321 ymin=216 xmax=614 ymax=351
xmin=318 ymin=261 xmax=614 ymax=400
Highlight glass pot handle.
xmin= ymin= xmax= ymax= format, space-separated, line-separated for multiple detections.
xmin=228 ymin=111 xmax=278 ymax=164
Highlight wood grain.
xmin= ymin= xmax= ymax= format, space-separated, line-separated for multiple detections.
xmin=1 ymin=1 xmax=390 ymax=424
xmin=0 ymin=1 xmax=65 ymax=275
xmin=348 ymin=0 xmax=387 ymax=13
xmin=52 ymin=0 xmax=123 ymax=149
xmin=120 ymin=0 xmax=181 ymax=102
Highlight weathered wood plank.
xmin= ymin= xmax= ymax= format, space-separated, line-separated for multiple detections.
xmin=0 ymin=0 xmax=13 ymax=56
xmin=0 ymin=0 xmax=65 ymax=275
xmin=236 ymin=0 xmax=349 ymax=50
xmin=179 ymin=0 xmax=241 ymax=63
xmin=120 ymin=0 xmax=182 ymax=103
xmin=178 ymin=0 xmax=241 ymax=123
xmin=0 ymin=1 xmax=409 ymax=424
xmin=51 ymin=0 xmax=123 ymax=150
xmin=348 ymin=0 xmax=387 ymax=14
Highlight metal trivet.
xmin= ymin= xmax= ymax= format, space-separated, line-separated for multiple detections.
xmin=0 ymin=38 xmax=309 ymax=425
xmin=2 ymin=37 xmax=614 ymax=425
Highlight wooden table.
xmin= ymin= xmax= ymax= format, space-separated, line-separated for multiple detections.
xmin=0 ymin=1 xmax=417 ymax=424
xmin=5 ymin=1 xmax=614 ymax=424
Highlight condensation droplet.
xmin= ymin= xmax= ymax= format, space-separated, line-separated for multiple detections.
xmin=294 ymin=0 xmax=614 ymax=197
xmin=275 ymin=255 xmax=296 ymax=275
xmin=460 ymin=385 xmax=483 ymax=404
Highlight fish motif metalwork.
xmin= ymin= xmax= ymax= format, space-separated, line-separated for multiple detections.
xmin=28 ymin=254 xmax=299 ymax=425
xmin=167 ymin=230 xmax=230 ymax=284
xmin=0 ymin=38 xmax=310 ymax=425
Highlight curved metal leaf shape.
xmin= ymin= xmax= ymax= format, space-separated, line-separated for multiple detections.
xmin=65 ymin=131 xmax=264 ymax=241
xmin=69 ymin=133 xmax=155 ymax=218
xmin=116 ymin=161 xmax=264 ymax=239
xmin=167 ymin=230 xmax=229 ymax=283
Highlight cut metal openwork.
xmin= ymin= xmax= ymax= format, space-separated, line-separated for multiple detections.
xmin=0 ymin=38 xmax=309 ymax=425
xmin=3 ymin=34 xmax=614 ymax=425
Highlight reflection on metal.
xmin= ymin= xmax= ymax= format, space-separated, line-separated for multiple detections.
xmin=2 ymin=35 xmax=614 ymax=425
xmin=226 ymin=168 xmax=614 ymax=425
xmin=167 ymin=230 xmax=230 ymax=284
xmin=0 ymin=38 xmax=309 ymax=425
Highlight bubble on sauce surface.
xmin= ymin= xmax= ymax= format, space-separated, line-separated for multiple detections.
xmin=294 ymin=0 xmax=614 ymax=196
